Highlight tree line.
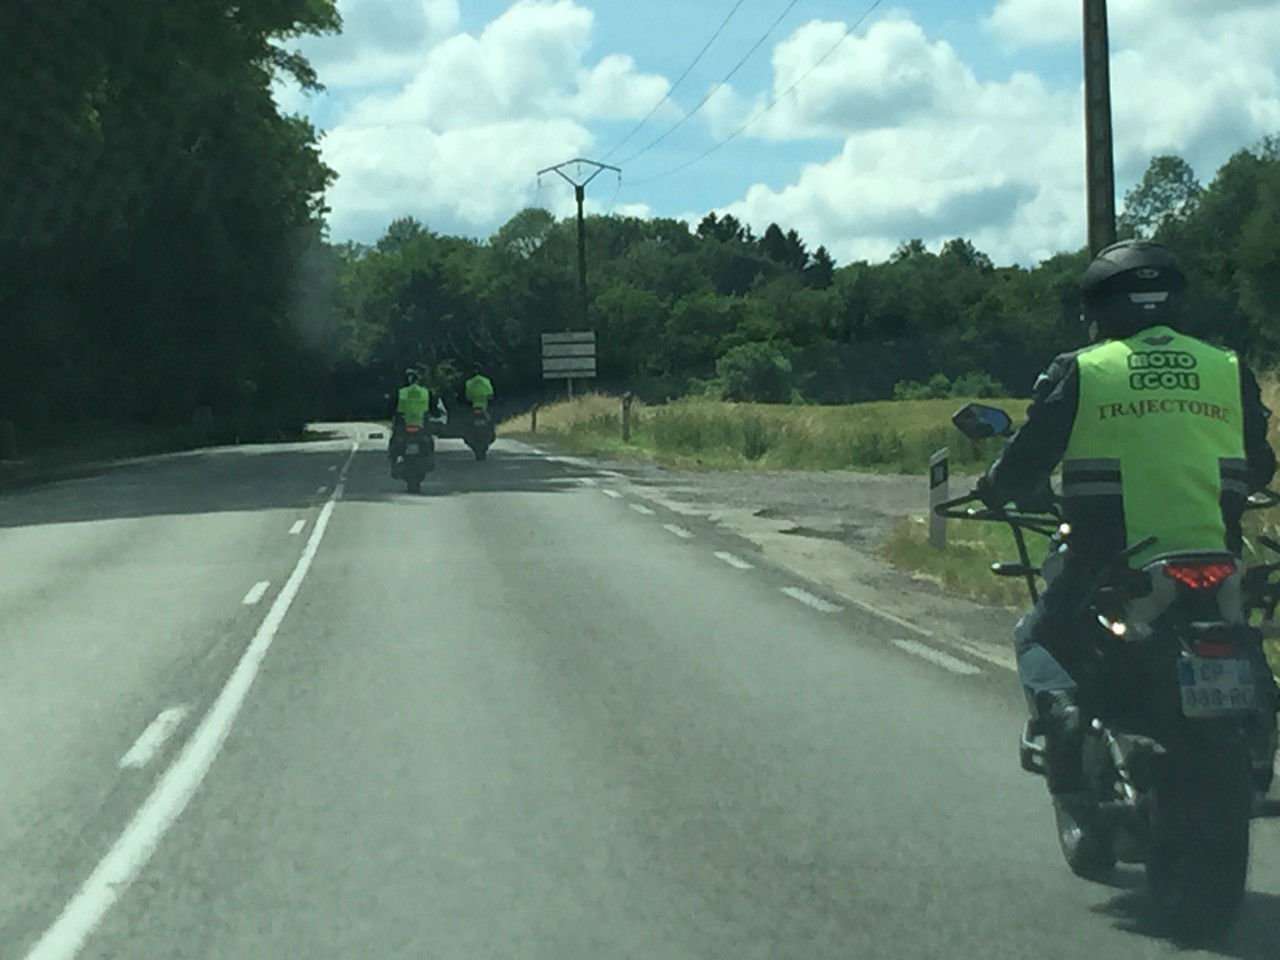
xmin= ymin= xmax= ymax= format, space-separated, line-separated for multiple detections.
xmin=326 ymin=138 xmax=1280 ymax=415
xmin=0 ymin=0 xmax=340 ymax=452
xmin=1 ymin=1 xmax=1274 ymax=453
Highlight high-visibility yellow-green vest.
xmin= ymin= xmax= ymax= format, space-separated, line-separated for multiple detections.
xmin=465 ymin=374 xmax=494 ymax=409
xmin=1063 ymin=325 xmax=1247 ymax=565
xmin=397 ymin=384 xmax=432 ymax=425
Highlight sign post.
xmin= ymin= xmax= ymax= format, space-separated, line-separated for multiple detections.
xmin=929 ymin=447 xmax=949 ymax=551
xmin=542 ymin=332 xmax=597 ymax=398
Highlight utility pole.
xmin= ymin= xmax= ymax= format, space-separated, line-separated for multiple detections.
xmin=536 ymin=158 xmax=620 ymax=399
xmin=536 ymin=158 xmax=621 ymax=331
xmin=1083 ymin=0 xmax=1117 ymax=255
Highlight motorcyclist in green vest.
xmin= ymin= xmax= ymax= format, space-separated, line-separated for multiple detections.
xmin=388 ymin=368 xmax=442 ymax=474
xmin=463 ymin=363 xmax=496 ymax=443
xmin=973 ymin=239 xmax=1277 ymax=801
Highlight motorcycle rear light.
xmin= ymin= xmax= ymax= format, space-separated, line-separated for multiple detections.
xmin=1163 ymin=562 xmax=1235 ymax=590
xmin=1194 ymin=641 xmax=1236 ymax=659
xmin=406 ymin=425 xmax=421 ymax=433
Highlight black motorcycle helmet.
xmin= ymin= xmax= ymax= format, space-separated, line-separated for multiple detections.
xmin=1080 ymin=239 xmax=1186 ymax=340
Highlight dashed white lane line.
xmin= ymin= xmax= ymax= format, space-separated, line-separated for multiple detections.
xmin=893 ymin=639 xmax=982 ymax=676
xmin=328 ymin=465 xmax=337 ymax=472
xmin=848 ymin=597 xmax=933 ymax=638
xmin=955 ymin=640 xmax=1017 ymax=673
xmin=715 ymin=551 xmax=754 ymax=570
xmin=781 ymin=587 xmax=842 ymax=613
xmin=576 ymin=476 xmax=597 ymax=486
xmin=601 ymin=489 xmax=622 ymax=499
xmin=118 ymin=707 xmax=189 ymax=770
xmin=241 ymin=581 xmax=270 ymax=606
xmin=288 ymin=520 xmax=306 ymax=536
xmin=663 ymin=524 xmax=693 ymax=539
xmin=316 ymin=485 xmax=328 ymax=494
xmin=629 ymin=503 xmax=656 ymax=516
xmin=23 ymin=440 xmax=359 ymax=960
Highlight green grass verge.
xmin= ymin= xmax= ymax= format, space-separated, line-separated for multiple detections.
xmin=883 ymin=514 xmax=1280 ymax=671
xmin=502 ymin=395 xmax=1011 ymax=474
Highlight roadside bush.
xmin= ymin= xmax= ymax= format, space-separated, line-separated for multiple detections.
xmin=894 ymin=373 xmax=952 ymax=400
xmin=895 ymin=370 xmax=1007 ymax=400
xmin=951 ymin=370 xmax=1007 ymax=398
xmin=715 ymin=341 xmax=794 ymax=402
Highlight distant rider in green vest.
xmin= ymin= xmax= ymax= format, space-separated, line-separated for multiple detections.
xmin=974 ymin=239 xmax=1277 ymax=802
xmin=463 ymin=364 xmax=496 ymax=442
xmin=389 ymin=368 xmax=442 ymax=474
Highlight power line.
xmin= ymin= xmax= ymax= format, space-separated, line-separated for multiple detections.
xmin=602 ymin=0 xmax=749 ymax=162
xmin=623 ymin=0 xmax=886 ymax=188
xmin=617 ymin=0 xmax=805 ymax=166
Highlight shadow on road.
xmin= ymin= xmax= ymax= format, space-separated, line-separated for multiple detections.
xmin=1092 ymin=885 xmax=1280 ymax=959
xmin=0 ymin=438 xmax=590 ymax=530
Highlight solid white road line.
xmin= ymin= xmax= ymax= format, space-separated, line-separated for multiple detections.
xmin=241 ymin=581 xmax=270 ymax=606
xmin=288 ymin=520 xmax=306 ymax=536
xmin=24 ymin=441 xmax=358 ymax=960
xmin=118 ymin=707 xmax=189 ymax=770
xmin=892 ymin=639 xmax=982 ymax=676
xmin=601 ymin=489 xmax=622 ymax=499
xmin=714 ymin=551 xmax=754 ymax=570
xmin=848 ymin=597 xmax=934 ymax=638
xmin=662 ymin=524 xmax=693 ymax=539
xmin=629 ymin=503 xmax=656 ymax=516
xmin=781 ymin=587 xmax=842 ymax=613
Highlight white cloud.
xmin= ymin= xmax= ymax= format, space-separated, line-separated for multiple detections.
xmin=708 ymin=6 xmax=1280 ymax=264
xmin=711 ymin=16 xmax=1081 ymax=263
xmin=312 ymin=0 xmax=668 ymax=238
xmin=987 ymin=0 xmax=1279 ymax=47
xmin=282 ymin=0 xmax=462 ymax=89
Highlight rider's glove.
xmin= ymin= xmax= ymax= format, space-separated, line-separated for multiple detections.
xmin=974 ymin=475 xmax=1007 ymax=511
xmin=1014 ymin=477 xmax=1056 ymax=514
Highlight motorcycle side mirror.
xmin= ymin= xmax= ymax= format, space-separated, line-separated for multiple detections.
xmin=952 ymin=403 xmax=1014 ymax=440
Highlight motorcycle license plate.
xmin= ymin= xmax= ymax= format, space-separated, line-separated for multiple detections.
xmin=406 ymin=443 xmax=421 ymax=455
xmin=1179 ymin=657 xmax=1254 ymax=716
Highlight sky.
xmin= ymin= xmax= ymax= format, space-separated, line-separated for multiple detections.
xmin=272 ymin=0 xmax=1280 ymax=266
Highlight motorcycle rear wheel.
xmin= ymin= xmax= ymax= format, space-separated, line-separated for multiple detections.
xmin=1146 ymin=732 xmax=1251 ymax=942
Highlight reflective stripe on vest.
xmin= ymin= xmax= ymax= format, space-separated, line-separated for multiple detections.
xmin=1063 ymin=325 xmax=1246 ymax=564
xmin=397 ymin=384 xmax=431 ymax=425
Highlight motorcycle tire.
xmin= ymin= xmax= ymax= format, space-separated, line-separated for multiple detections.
xmin=475 ymin=447 xmax=487 ymax=461
xmin=406 ymin=478 xmax=421 ymax=494
xmin=1054 ymin=799 xmax=1115 ymax=881
xmin=1146 ymin=729 xmax=1251 ymax=942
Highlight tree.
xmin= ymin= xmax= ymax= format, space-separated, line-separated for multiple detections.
xmin=1120 ymin=155 xmax=1202 ymax=239
xmin=716 ymin=342 xmax=794 ymax=403
xmin=805 ymin=246 xmax=836 ymax=289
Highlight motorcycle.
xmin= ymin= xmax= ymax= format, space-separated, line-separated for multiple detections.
xmin=463 ymin=406 xmax=494 ymax=462
xmin=939 ymin=402 xmax=1280 ymax=940
xmin=393 ymin=420 xmax=435 ymax=493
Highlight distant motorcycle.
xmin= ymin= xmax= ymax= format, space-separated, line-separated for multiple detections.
xmin=463 ymin=406 xmax=494 ymax=461
xmin=393 ymin=421 xmax=435 ymax=493
xmin=939 ymin=401 xmax=1280 ymax=941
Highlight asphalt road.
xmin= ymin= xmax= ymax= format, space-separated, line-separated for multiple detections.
xmin=5 ymin=424 xmax=1280 ymax=959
